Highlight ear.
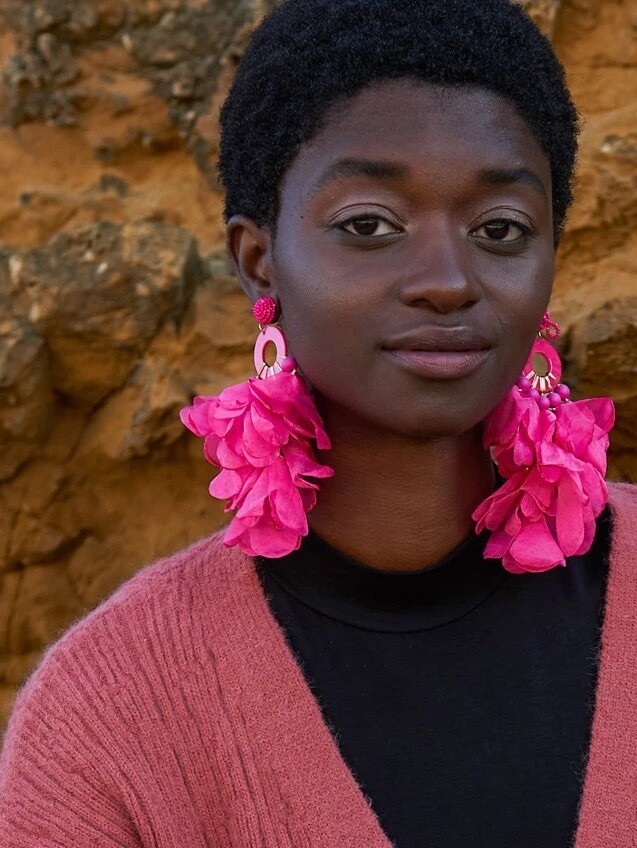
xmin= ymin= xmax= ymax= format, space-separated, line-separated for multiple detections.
xmin=226 ymin=215 xmax=277 ymax=304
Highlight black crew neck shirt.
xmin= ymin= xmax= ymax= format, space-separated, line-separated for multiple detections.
xmin=254 ymin=507 xmax=612 ymax=848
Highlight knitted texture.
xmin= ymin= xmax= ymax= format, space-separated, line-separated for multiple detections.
xmin=0 ymin=482 xmax=635 ymax=847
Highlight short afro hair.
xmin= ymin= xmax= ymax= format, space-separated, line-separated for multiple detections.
xmin=218 ymin=0 xmax=579 ymax=243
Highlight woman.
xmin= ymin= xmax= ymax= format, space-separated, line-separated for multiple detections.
xmin=1 ymin=1 xmax=635 ymax=846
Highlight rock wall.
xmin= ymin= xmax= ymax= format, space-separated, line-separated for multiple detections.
xmin=0 ymin=0 xmax=635 ymax=730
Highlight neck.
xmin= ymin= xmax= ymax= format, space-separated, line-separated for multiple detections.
xmin=309 ymin=403 xmax=496 ymax=573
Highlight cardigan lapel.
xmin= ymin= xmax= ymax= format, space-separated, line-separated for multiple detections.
xmin=574 ymin=482 xmax=637 ymax=848
xmin=215 ymin=544 xmax=395 ymax=848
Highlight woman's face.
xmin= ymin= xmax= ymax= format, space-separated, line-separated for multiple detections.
xmin=246 ymin=80 xmax=555 ymax=438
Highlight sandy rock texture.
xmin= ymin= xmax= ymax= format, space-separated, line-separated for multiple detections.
xmin=0 ymin=0 xmax=635 ymax=728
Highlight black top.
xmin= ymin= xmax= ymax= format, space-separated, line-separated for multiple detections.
xmin=255 ymin=506 xmax=612 ymax=848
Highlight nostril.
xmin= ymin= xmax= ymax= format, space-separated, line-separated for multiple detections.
xmin=397 ymin=270 xmax=483 ymax=314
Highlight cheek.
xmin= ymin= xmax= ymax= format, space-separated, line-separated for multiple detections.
xmin=272 ymin=245 xmax=378 ymax=392
xmin=280 ymin=277 xmax=368 ymax=375
xmin=489 ymin=254 xmax=555 ymax=373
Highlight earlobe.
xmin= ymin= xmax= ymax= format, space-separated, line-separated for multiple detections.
xmin=226 ymin=215 xmax=277 ymax=303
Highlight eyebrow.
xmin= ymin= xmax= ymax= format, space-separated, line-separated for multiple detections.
xmin=310 ymin=158 xmax=410 ymax=195
xmin=476 ymin=167 xmax=548 ymax=200
xmin=310 ymin=158 xmax=548 ymax=201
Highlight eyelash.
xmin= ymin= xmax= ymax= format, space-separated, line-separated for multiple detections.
xmin=337 ymin=215 xmax=399 ymax=237
xmin=338 ymin=216 xmax=400 ymax=237
xmin=337 ymin=215 xmax=534 ymax=242
xmin=475 ymin=219 xmax=534 ymax=241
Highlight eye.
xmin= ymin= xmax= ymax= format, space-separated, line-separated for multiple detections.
xmin=472 ymin=218 xmax=532 ymax=242
xmin=339 ymin=216 xmax=401 ymax=237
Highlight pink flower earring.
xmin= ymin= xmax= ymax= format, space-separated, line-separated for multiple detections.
xmin=472 ymin=310 xmax=615 ymax=574
xmin=180 ymin=296 xmax=334 ymax=557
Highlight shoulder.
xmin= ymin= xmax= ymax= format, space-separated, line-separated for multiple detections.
xmin=607 ymin=481 xmax=637 ymax=524
xmin=605 ymin=481 xmax=637 ymax=582
xmin=47 ymin=527 xmax=239 ymax=649
xmin=74 ymin=525 xmax=251 ymax=635
xmin=6 ymin=528 xmax=254 ymax=730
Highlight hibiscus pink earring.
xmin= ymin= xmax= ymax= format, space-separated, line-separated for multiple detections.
xmin=180 ymin=295 xmax=334 ymax=558
xmin=472 ymin=310 xmax=615 ymax=574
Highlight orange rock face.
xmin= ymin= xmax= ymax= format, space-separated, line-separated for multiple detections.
xmin=0 ymin=0 xmax=635 ymax=728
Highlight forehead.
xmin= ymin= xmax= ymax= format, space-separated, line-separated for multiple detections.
xmin=281 ymin=79 xmax=551 ymax=195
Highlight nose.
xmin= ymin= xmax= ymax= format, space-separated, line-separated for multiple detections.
xmin=397 ymin=220 xmax=483 ymax=314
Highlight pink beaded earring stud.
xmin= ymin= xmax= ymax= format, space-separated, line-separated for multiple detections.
xmin=472 ymin=310 xmax=615 ymax=575
xmin=180 ymin=295 xmax=334 ymax=558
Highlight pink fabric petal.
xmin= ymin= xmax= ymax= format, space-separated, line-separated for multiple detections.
xmin=208 ymin=469 xmax=244 ymax=500
xmin=572 ymin=509 xmax=598 ymax=557
xmin=249 ymin=374 xmax=332 ymax=449
xmin=270 ymin=472 xmax=308 ymax=536
xmin=284 ymin=440 xmax=335 ymax=482
xmin=474 ymin=379 xmax=615 ymax=574
xmin=180 ymin=368 xmax=334 ymax=557
xmin=230 ymin=519 xmax=303 ymax=558
xmin=471 ymin=473 xmax=523 ymax=530
xmin=222 ymin=503 xmax=303 ymax=557
xmin=483 ymin=529 xmax=514 ymax=559
xmin=507 ymin=518 xmax=565 ymax=572
xmin=555 ymin=472 xmax=586 ymax=556
xmin=212 ymin=437 xmax=247 ymax=470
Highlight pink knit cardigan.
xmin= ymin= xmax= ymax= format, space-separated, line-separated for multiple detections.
xmin=1 ymin=481 xmax=636 ymax=847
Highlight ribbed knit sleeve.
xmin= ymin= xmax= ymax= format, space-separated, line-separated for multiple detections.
xmin=0 ymin=635 xmax=142 ymax=847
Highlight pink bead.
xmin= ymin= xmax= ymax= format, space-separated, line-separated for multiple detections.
xmin=252 ymin=296 xmax=278 ymax=325
xmin=537 ymin=395 xmax=551 ymax=410
xmin=528 ymin=388 xmax=540 ymax=400
xmin=281 ymin=356 xmax=297 ymax=373
xmin=547 ymin=392 xmax=562 ymax=407
xmin=516 ymin=376 xmax=531 ymax=391
xmin=556 ymin=383 xmax=571 ymax=400
xmin=540 ymin=311 xmax=561 ymax=340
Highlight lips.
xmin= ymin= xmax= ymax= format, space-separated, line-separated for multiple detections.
xmin=382 ymin=326 xmax=493 ymax=353
xmin=381 ymin=327 xmax=493 ymax=379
